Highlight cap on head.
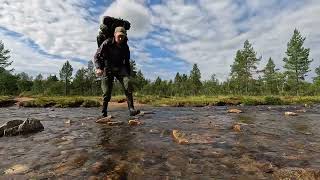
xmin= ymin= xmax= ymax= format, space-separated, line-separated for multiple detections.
xmin=114 ymin=26 xmax=127 ymax=36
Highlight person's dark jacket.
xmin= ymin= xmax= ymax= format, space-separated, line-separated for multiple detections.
xmin=94 ymin=38 xmax=131 ymax=75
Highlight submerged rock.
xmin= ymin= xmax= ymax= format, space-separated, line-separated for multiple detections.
xmin=273 ymin=167 xmax=320 ymax=180
xmin=172 ymin=130 xmax=213 ymax=145
xmin=285 ymin=112 xmax=298 ymax=116
xmin=91 ymin=161 xmax=107 ymax=174
xmin=228 ymin=109 xmax=243 ymax=113
xmin=0 ymin=118 xmax=44 ymax=137
xmin=128 ymin=119 xmax=143 ymax=126
xmin=95 ymin=116 xmax=113 ymax=124
xmin=172 ymin=130 xmax=189 ymax=144
xmin=232 ymin=124 xmax=241 ymax=132
xmin=4 ymin=164 xmax=29 ymax=174
xmin=107 ymin=121 xmax=124 ymax=126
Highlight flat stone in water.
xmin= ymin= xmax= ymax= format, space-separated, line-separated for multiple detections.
xmin=4 ymin=164 xmax=29 ymax=174
xmin=228 ymin=109 xmax=243 ymax=113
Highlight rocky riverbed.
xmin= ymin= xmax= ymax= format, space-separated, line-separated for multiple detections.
xmin=0 ymin=105 xmax=320 ymax=179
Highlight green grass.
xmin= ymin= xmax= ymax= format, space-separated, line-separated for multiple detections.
xmin=18 ymin=96 xmax=101 ymax=108
xmin=135 ymin=95 xmax=320 ymax=107
xmin=8 ymin=95 xmax=320 ymax=108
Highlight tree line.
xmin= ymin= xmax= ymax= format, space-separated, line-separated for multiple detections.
xmin=0 ymin=29 xmax=319 ymax=97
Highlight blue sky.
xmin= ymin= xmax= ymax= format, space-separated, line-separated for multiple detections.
xmin=0 ymin=0 xmax=319 ymax=81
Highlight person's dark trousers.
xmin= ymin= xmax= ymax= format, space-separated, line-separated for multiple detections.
xmin=101 ymin=71 xmax=139 ymax=116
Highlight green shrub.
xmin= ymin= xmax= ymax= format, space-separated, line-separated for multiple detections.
xmin=264 ymin=96 xmax=283 ymax=105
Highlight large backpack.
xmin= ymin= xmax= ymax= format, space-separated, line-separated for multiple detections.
xmin=97 ymin=16 xmax=131 ymax=47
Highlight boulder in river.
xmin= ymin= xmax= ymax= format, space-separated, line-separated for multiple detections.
xmin=0 ymin=118 xmax=44 ymax=137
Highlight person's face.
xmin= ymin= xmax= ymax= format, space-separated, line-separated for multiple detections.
xmin=114 ymin=32 xmax=126 ymax=44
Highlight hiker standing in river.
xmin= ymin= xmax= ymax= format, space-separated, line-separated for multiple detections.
xmin=93 ymin=26 xmax=140 ymax=118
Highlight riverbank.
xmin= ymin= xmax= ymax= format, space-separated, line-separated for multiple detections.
xmin=1 ymin=95 xmax=320 ymax=108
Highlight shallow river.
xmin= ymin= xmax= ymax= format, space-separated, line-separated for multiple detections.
xmin=0 ymin=105 xmax=320 ymax=179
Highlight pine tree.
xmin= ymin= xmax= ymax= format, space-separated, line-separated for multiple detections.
xmin=189 ymin=64 xmax=202 ymax=95
xmin=16 ymin=72 xmax=33 ymax=93
xmin=0 ymin=40 xmax=12 ymax=71
xmin=230 ymin=40 xmax=261 ymax=94
xmin=32 ymin=74 xmax=44 ymax=94
xmin=263 ymin=58 xmax=278 ymax=94
xmin=59 ymin=61 xmax=73 ymax=96
xmin=72 ymin=68 xmax=87 ymax=95
xmin=283 ymin=29 xmax=313 ymax=95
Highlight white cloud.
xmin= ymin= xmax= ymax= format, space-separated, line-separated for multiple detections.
xmin=102 ymin=0 xmax=152 ymax=38
xmin=149 ymin=0 xmax=320 ymax=80
xmin=0 ymin=0 xmax=98 ymax=61
xmin=0 ymin=32 xmax=84 ymax=78
xmin=0 ymin=0 xmax=319 ymax=81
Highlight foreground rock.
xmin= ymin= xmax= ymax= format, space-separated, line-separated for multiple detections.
xmin=273 ymin=167 xmax=320 ymax=180
xmin=0 ymin=118 xmax=44 ymax=137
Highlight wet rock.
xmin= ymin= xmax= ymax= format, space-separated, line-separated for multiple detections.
xmin=285 ymin=112 xmax=298 ymax=116
xmin=149 ymin=129 xmax=160 ymax=134
xmin=261 ymin=162 xmax=274 ymax=173
xmin=273 ymin=167 xmax=320 ymax=180
xmin=55 ymin=151 xmax=89 ymax=174
xmin=141 ymin=111 xmax=155 ymax=115
xmin=105 ymin=163 xmax=128 ymax=180
xmin=91 ymin=162 xmax=106 ymax=174
xmin=181 ymin=120 xmax=194 ymax=123
xmin=128 ymin=119 xmax=143 ymax=126
xmin=17 ymin=118 xmax=44 ymax=135
xmin=65 ymin=119 xmax=71 ymax=124
xmin=228 ymin=109 xmax=243 ymax=113
xmin=4 ymin=164 xmax=29 ymax=174
xmin=0 ymin=175 xmax=29 ymax=179
xmin=0 ymin=120 xmax=24 ymax=137
xmin=88 ymin=176 xmax=100 ymax=180
xmin=107 ymin=121 xmax=124 ymax=126
xmin=95 ymin=116 xmax=113 ymax=124
xmin=1 ymin=118 xmax=44 ymax=137
xmin=232 ymin=124 xmax=241 ymax=132
xmin=172 ymin=130 xmax=189 ymax=144
xmin=296 ymin=109 xmax=307 ymax=113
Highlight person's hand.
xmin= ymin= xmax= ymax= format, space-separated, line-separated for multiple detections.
xmin=96 ymin=69 xmax=104 ymax=76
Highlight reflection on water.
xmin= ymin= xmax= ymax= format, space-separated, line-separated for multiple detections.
xmin=0 ymin=105 xmax=320 ymax=179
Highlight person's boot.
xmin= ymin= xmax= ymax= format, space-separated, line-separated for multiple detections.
xmin=127 ymin=94 xmax=140 ymax=116
xmin=101 ymin=101 xmax=108 ymax=117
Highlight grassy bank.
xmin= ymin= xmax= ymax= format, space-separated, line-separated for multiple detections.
xmin=135 ymin=95 xmax=320 ymax=107
xmin=2 ymin=95 xmax=320 ymax=108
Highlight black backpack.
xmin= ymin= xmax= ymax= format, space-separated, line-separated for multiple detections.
xmin=97 ymin=16 xmax=131 ymax=47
